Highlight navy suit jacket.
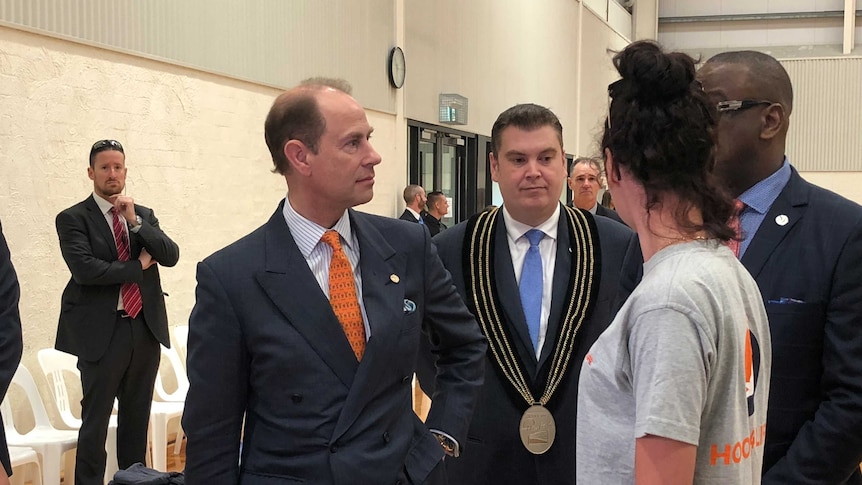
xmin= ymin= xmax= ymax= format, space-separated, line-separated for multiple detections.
xmin=55 ymin=196 xmax=179 ymax=361
xmin=0 ymin=219 xmax=23 ymax=477
xmin=743 ymin=168 xmax=862 ymax=484
xmin=595 ymin=204 xmax=625 ymax=225
xmin=424 ymin=205 xmax=640 ymax=485
xmin=182 ymin=202 xmax=486 ymax=485
xmin=399 ymin=209 xmax=421 ymax=223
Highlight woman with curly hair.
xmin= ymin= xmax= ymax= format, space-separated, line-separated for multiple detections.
xmin=576 ymin=41 xmax=772 ymax=485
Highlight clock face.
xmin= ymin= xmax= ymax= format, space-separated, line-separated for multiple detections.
xmin=389 ymin=47 xmax=406 ymax=89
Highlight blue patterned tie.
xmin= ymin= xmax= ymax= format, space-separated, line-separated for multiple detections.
xmin=519 ymin=229 xmax=544 ymax=352
xmin=418 ymin=216 xmax=425 ymax=225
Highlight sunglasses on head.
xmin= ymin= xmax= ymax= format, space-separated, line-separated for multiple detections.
xmin=90 ymin=139 xmax=124 ymax=156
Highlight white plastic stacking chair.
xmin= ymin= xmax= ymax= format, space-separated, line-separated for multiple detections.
xmin=8 ymin=446 xmax=42 ymax=485
xmin=36 ymin=348 xmax=119 ymax=483
xmin=2 ymin=364 xmax=77 ymax=485
xmin=170 ymin=325 xmax=188 ymax=368
xmin=152 ymin=345 xmax=187 ymax=455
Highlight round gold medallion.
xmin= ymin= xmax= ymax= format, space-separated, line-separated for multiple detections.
xmin=519 ymin=405 xmax=555 ymax=454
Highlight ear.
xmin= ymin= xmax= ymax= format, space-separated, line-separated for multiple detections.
xmin=760 ymin=103 xmax=786 ymax=141
xmin=284 ymin=140 xmax=311 ymax=176
xmin=87 ymin=166 xmax=95 ymax=181
xmin=489 ymin=152 xmax=500 ymax=183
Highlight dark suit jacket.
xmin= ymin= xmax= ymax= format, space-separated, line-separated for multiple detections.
xmin=426 ymin=205 xmax=640 ymax=485
xmin=399 ymin=209 xmax=421 ymax=223
xmin=742 ymin=168 xmax=862 ymax=485
xmin=595 ymin=203 xmax=625 ymax=225
xmin=568 ymin=201 xmax=625 ymax=225
xmin=0 ymin=219 xmax=23 ymax=476
xmin=182 ymin=203 xmax=486 ymax=485
xmin=55 ymin=196 xmax=179 ymax=361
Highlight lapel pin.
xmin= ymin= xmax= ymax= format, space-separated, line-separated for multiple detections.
xmin=775 ymin=214 xmax=789 ymax=226
xmin=390 ymin=274 xmax=400 ymax=284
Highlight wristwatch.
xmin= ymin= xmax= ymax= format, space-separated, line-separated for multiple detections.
xmin=131 ymin=215 xmax=143 ymax=228
xmin=432 ymin=432 xmax=460 ymax=458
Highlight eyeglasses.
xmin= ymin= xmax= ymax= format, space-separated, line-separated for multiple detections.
xmin=716 ymin=100 xmax=774 ymax=113
xmin=90 ymin=139 xmax=124 ymax=155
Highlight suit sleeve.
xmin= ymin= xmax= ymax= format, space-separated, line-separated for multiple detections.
xmin=763 ymin=222 xmax=862 ymax=484
xmin=134 ymin=208 xmax=179 ymax=267
xmin=182 ymin=261 xmax=246 ymax=485
xmin=0 ymin=222 xmax=24 ymax=477
xmin=56 ymin=210 xmax=143 ymax=286
xmin=419 ymin=229 xmax=487 ymax=446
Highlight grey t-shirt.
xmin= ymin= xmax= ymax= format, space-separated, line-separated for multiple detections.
xmin=576 ymin=240 xmax=771 ymax=484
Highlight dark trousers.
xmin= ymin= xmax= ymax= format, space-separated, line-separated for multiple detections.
xmin=76 ymin=312 xmax=160 ymax=485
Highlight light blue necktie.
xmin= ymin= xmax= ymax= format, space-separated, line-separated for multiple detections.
xmin=519 ymin=229 xmax=544 ymax=352
xmin=418 ymin=216 xmax=425 ymax=225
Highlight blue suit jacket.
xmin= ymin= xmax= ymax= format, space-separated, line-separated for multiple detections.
xmin=744 ymin=168 xmax=862 ymax=484
xmin=423 ymin=206 xmax=640 ymax=485
xmin=183 ymin=202 xmax=486 ymax=485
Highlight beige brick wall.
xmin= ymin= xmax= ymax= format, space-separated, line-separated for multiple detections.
xmin=0 ymin=25 xmax=404 ymax=413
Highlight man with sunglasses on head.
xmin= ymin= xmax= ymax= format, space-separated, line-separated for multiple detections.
xmin=55 ymin=140 xmax=179 ymax=485
xmin=699 ymin=51 xmax=862 ymax=484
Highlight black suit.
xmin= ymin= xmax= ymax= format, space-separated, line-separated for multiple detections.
xmin=399 ymin=209 xmax=422 ymax=223
xmin=56 ymin=195 xmax=179 ymax=484
xmin=741 ymin=168 xmax=862 ymax=485
xmin=0 ymin=219 xmax=23 ymax=478
xmin=595 ymin=204 xmax=625 ymax=225
xmin=569 ymin=201 xmax=625 ymax=225
xmin=425 ymin=205 xmax=640 ymax=485
xmin=183 ymin=203 xmax=486 ymax=485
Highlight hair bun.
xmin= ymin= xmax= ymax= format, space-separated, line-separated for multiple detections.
xmin=610 ymin=41 xmax=696 ymax=104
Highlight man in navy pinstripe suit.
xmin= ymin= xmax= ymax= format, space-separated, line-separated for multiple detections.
xmin=700 ymin=50 xmax=862 ymax=485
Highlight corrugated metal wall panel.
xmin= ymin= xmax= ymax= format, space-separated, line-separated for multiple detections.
xmin=0 ymin=0 xmax=394 ymax=112
xmin=783 ymin=57 xmax=862 ymax=171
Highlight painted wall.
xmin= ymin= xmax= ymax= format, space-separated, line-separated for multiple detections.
xmin=0 ymin=26 xmax=399 ymax=425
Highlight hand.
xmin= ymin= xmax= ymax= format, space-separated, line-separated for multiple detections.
xmin=0 ymin=470 xmax=10 ymax=485
xmin=139 ymin=248 xmax=156 ymax=270
xmin=109 ymin=195 xmax=137 ymax=224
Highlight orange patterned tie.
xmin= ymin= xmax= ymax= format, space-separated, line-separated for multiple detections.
xmin=320 ymin=230 xmax=366 ymax=361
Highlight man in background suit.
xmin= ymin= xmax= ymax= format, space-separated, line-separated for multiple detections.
xmin=424 ymin=104 xmax=639 ymax=485
xmin=399 ymin=184 xmax=427 ymax=223
xmin=0 ymin=219 xmax=23 ymax=485
xmin=56 ymin=140 xmax=179 ymax=485
xmin=182 ymin=78 xmax=486 ymax=485
xmin=422 ymin=191 xmax=449 ymax=236
xmin=699 ymin=51 xmax=862 ymax=484
xmin=567 ymin=157 xmax=624 ymax=224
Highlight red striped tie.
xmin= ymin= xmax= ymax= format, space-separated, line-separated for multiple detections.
xmin=320 ymin=230 xmax=366 ymax=361
xmin=111 ymin=208 xmax=143 ymax=318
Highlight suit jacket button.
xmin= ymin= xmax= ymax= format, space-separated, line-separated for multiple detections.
xmin=291 ymin=394 xmax=303 ymax=403
xmin=383 ymin=431 xmax=391 ymax=443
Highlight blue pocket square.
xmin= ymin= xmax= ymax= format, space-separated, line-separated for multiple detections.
xmin=403 ymin=299 xmax=417 ymax=314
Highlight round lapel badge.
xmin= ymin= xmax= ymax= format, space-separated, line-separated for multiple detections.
xmin=775 ymin=214 xmax=789 ymax=226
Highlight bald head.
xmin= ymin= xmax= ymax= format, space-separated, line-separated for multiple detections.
xmin=704 ymin=51 xmax=793 ymax=116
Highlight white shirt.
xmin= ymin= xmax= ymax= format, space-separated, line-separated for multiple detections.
xmin=92 ymin=193 xmax=140 ymax=311
xmin=501 ymin=205 xmax=560 ymax=358
xmin=282 ymin=197 xmax=371 ymax=339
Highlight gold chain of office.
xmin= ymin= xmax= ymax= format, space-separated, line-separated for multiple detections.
xmin=465 ymin=206 xmax=597 ymax=408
